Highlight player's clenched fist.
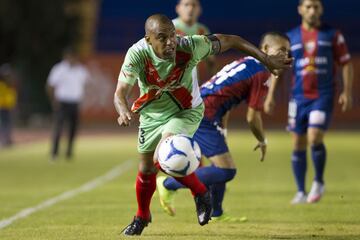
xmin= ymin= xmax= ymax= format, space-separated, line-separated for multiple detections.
xmin=254 ymin=140 xmax=267 ymax=162
xmin=338 ymin=92 xmax=353 ymax=112
xmin=265 ymin=53 xmax=293 ymax=76
xmin=114 ymin=81 xmax=133 ymax=127
xmin=117 ymin=110 xmax=132 ymax=126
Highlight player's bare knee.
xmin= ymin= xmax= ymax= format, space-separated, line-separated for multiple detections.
xmin=210 ymin=153 xmax=236 ymax=169
xmin=140 ymin=152 xmax=158 ymax=174
xmin=308 ymin=128 xmax=324 ymax=146
xmin=139 ymin=163 xmax=158 ymax=174
xmin=308 ymin=135 xmax=323 ymax=146
xmin=293 ymin=134 xmax=307 ymax=150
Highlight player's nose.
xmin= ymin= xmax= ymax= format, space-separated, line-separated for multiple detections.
xmin=166 ymin=38 xmax=176 ymax=48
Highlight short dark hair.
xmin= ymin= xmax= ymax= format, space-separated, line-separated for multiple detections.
xmin=63 ymin=46 xmax=77 ymax=56
xmin=178 ymin=0 xmax=200 ymax=4
xmin=299 ymin=0 xmax=322 ymax=5
xmin=259 ymin=31 xmax=290 ymax=48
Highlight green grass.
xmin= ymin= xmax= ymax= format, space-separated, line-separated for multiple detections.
xmin=0 ymin=131 xmax=359 ymax=239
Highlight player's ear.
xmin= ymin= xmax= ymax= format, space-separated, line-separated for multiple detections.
xmin=297 ymin=5 xmax=303 ymax=16
xmin=319 ymin=3 xmax=324 ymax=16
xmin=262 ymin=44 xmax=269 ymax=54
xmin=175 ymin=4 xmax=180 ymax=15
xmin=145 ymin=35 xmax=151 ymax=45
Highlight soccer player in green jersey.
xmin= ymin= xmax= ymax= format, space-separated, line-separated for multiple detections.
xmin=115 ymin=14 xmax=292 ymax=236
xmin=173 ymin=0 xmax=216 ymax=82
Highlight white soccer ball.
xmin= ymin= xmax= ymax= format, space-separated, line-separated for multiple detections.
xmin=158 ymin=134 xmax=201 ymax=177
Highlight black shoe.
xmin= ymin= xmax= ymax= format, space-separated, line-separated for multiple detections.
xmin=49 ymin=154 xmax=58 ymax=162
xmin=194 ymin=191 xmax=212 ymax=226
xmin=121 ymin=216 xmax=150 ymax=236
xmin=66 ymin=153 xmax=73 ymax=161
xmin=66 ymin=149 xmax=73 ymax=160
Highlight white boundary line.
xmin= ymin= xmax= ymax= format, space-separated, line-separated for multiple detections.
xmin=0 ymin=160 xmax=133 ymax=230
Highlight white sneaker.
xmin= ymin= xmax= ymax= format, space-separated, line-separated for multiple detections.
xmin=307 ymin=181 xmax=325 ymax=203
xmin=291 ymin=191 xmax=307 ymax=205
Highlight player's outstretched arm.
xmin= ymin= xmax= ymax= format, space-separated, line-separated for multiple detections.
xmin=214 ymin=34 xmax=292 ymax=75
xmin=221 ymin=111 xmax=230 ymax=138
xmin=205 ymin=56 xmax=217 ymax=79
xmin=339 ymin=62 xmax=354 ymax=112
xmin=247 ymin=107 xmax=266 ymax=162
xmin=114 ymin=81 xmax=133 ymax=126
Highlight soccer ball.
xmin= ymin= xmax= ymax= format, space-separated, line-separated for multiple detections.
xmin=158 ymin=134 xmax=201 ymax=177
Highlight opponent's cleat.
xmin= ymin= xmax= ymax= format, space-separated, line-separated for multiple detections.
xmin=156 ymin=176 xmax=176 ymax=216
xmin=307 ymin=181 xmax=325 ymax=203
xmin=121 ymin=216 xmax=150 ymax=236
xmin=210 ymin=213 xmax=248 ymax=223
xmin=194 ymin=191 xmax=212 ymax=226
xmin=291 ymin=191 xmax=307 ymax=205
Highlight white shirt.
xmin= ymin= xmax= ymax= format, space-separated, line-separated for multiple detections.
xmin=47 ymin=60 xmax=89 ymax=103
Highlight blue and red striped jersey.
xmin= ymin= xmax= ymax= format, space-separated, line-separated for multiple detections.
xmin=201 ymin=57 xmax=271 ymax=124
xmin=287 ymin=25 xmax=351 ymax=100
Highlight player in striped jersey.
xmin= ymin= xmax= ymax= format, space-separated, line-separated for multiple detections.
xmin=156 ymin=32 xmax=291 ymax=222
xmin=287 ymin=0 xmax=353 ymax=204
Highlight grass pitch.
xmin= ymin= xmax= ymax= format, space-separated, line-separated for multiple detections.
xmin=0 ymin=131 xmax=359 ymax=239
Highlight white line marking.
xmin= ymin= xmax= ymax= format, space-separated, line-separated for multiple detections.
xmin=0 ymin=160 xmax=133 ymax=230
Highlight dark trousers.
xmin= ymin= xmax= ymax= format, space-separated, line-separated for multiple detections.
xmin=51 ymin=102 xmax=79 ymax=158
xmin=0 ymin=109 xmax=12 ymax=146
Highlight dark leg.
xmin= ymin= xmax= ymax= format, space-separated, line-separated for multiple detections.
xmin=66 ymin=104 xmax=79 ymax=159
xmin=51 ymin=103 xmax=65 ymax=159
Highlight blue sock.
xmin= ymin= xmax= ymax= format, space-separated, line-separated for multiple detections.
xmin=196 ymin=166 xmax=235 ymax=217
xmin=311 ymin=144 xmax=326 ymax=184
xmin=163 ymin=165 xmax=236 ymax=191
xmin=291 ymin=150 xmax=307 ymax=192
xmin=163 ymin=177 xmax=185 ymax=191
xmin=195 ymin=165 xmax=236 ymax=186
xmin=210 ymin=183 xmax=226 ymax=217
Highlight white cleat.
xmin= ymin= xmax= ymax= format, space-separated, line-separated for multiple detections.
xmin=307 ymin=181 xmax=325 ymax=203
xmin=291 ymin=191 xmax=307 ymax=205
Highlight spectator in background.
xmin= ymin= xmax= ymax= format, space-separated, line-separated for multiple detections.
xmin=0 ymin=64 xmax=17 ymax=148
xmin=46 ymin=47 xmax=89 ymax=160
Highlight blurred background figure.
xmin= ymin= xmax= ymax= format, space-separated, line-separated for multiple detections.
xmin=0 ymin=64 xmax=17 ymax=148
xmin=46 ymin=47 xmax=90 ymax=160
xmin=174 ymin=0 xmax=216 ymax=83
xmin=0 ymin=0 xmax=356 ymax=136
xmin=287 ymin=0 xmax=354 ymax=204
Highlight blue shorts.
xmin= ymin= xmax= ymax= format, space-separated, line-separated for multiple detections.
xmin=193 ymin=119 xmax=229 ymax=158
xmin=287 ymin=97 xmax=334 ymax=135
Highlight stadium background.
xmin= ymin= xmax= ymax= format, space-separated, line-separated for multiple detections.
xmin=0 ymin=0 xmax=359 ymax=128
xmin=1 ymin=1 xmax=360 ymax=239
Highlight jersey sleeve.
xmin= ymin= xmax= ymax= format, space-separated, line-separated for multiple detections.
xmin=118 ymin=47 xmax=143 ymax=86
xmin=188 ymin=35 xmax=214 ymax=63
xmin=333 ymin=30 xmax=351 ymax=66
xmin=247 ymin=73 xmax=270 ymax=111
